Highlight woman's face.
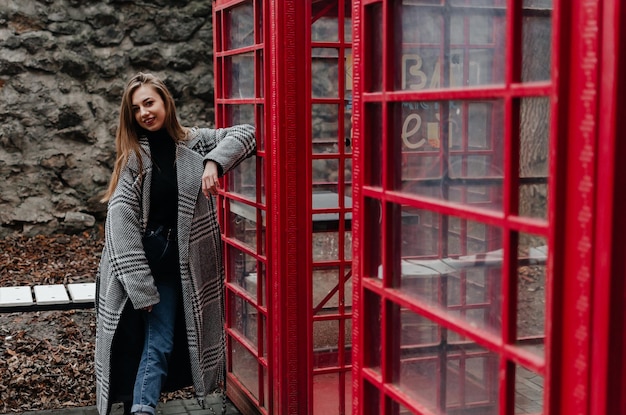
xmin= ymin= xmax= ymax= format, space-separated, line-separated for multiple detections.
xmin=131 ymin=84 xmax=166 ymax=132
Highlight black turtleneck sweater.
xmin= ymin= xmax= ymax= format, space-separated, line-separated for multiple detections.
xmin=146 ymin=129 xmax=178 ymax=229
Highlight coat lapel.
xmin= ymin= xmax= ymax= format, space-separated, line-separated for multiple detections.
xmin=176 ymin=144 xmax=204 ymax=250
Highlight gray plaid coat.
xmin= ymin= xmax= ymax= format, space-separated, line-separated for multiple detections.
xmin=94 ymin=125 xmax=256 ymax=414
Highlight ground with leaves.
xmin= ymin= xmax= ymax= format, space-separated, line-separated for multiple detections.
xmin=0 ymin=230 xmax=192 ymax=413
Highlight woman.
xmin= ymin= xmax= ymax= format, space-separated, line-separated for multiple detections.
xmin=95 ymin=72 xmax=256 ymax=415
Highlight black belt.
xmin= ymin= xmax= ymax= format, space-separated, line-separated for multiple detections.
xmin=145 ymin=224 xmax=177 ymax=241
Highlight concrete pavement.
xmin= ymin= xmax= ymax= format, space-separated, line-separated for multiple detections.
xmin=12 ymin=396 xmax=242 ymax=415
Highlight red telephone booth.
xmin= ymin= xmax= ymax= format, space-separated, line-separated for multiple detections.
xmin=351 ymin=1 xmax=626 ymax=415
xmin=213 ymin=1 xmax=354 ymax=414
xmin=212 ymin=0 xmax=626 ymax=414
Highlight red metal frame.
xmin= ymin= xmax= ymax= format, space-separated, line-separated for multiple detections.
xmin=591 ymin=2 xmax=626 ymax=414
xmin=307 ymin=2 xmax=354 ymax=415
xmin=216 ymin=1 xmax=355 ymax=414
xmin=354 ymin=1 xmax=551 ymax=414
xmin=213 ymin=1 xmax=270 ymax=414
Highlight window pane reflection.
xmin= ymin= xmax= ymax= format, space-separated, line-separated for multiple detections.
xmin=522 ymin=1 xmax=552 ymax=82
xmin=226 ymin=53 xmax=255 ymax=99
xmin=312 ymin=104 xmax=340 ymax=154
xmin=227 ymin=156 xmax=256 ymax=200
xmin=397 ymin=307 xmax=500 ymax=414
xmin=395 ymin=3 xmax=505 ymax=90
xmin=227 ymin=1 xmax=254 ymax=50
xmin=394 ymin=101 xmax=504 ymax=212
xmin=516 ymin=233 xmax=547 ymax=359
xmin=229 ymin=291 xmax=258 ymax=345
xmin=515 ymin=365 xmax=544 ymax=414
xmin=519 ymin=97 xmax=550 ymax=219
xmin=228 ymin=199 xmax=259 ymax=252
xmin=227 ymin=104 xmax=255 ymax=125
xmin=395 ymin=207 xmax=503 ymax=336
xmin=231 ymin=340 xmax=259 ymax=399
xmin=228 ymin=245 xmax=258 ymax=300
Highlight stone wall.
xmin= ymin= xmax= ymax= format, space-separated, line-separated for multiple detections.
xmin=0 ymin=0 xmax=215 ymax=237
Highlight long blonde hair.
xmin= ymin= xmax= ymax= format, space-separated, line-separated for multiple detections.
xmin=101 ymin=72 xmax=188 ymax=202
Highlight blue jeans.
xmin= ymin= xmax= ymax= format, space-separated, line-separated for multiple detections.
xmin=131 ymin=226 xmax=181 ymax=415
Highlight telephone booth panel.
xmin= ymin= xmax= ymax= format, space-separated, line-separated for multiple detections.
xmin=309 ymin=2 xmax=354 ymax=414
xmin=352 ymin=1 xmax=552 ymax=414
xmin=213 ymin=0 xmax=269 ymax=413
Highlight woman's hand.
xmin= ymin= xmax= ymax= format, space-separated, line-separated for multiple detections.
xmin=202 ymin=160 xmax=220 ymax=199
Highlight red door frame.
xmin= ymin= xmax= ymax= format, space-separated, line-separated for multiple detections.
xmin=551 ymin=0 xmax=626 ymax=413
xmin=590 ymin=0 xmax=626 ymax=413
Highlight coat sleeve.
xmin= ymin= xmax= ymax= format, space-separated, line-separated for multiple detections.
xmin=104 ymin=164 xmax=159 ymax=310
xmin=190 ymin=124 xmax=256 ymax=176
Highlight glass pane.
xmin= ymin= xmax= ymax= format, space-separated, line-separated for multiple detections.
xmin=226 ymin=53 xmax=255 ymax=99
xmin=397 ymin=208 xmax=504 ymax=336
xmin=259 ymin=154 xmax=266 ymax=206
xmin=395 ymin=3 xmax=505 ymax=90
xmin=365 ymin=3 xmax=383 ymax=92
xmin=395 ymin=101 xmax=504 ymax=212
xmin=515 ymin=365 xmax=544 ymax=414
xmin=363 ymin=380 xmax=381 ymax=415
xmin=256 ymin=105 xmax=265 ymax=152
xmin=228 ymin=245 xmax=258 ymax=299
xmin=229 ymin=291 xmax=258 ymax=345
xmin=345 ymin=48 xmax=353 ymax=94
xmin=227 ymin=1 xmax=254 ymax=50
xmin=313 ymin=267 xmax=340 ymax=311
xmin=365 ymin=103 xmax=383 ymax=187
xmin=256 ymin=0 xmax=264 ymax=44
xmin=390 ymin=400 xmax=415 ymax=415
xmin=258 ymin=262 xmax=267 ymax=307
xmin=260 ymin=312 xmax=267 ymax=358
xmin=228 ymin=199 xmax=259 ymax=252
xmin=519 ymin=97 xmax=550 ymax=219
xmin=516 ymin=233 xmax=547 ymax=358
xmin=397 ymin=310 xmax=499 ymax=414
xmin=344 ymin=229 xmax=352 ymax=261
xmin=314 ymin=230 xmax=339 ymax=262
xmin=313 ymin=104 xmax=339 ymax=154
xmin=312 ymin=16 xmax=339 ymax=42
xmin=344 ymin=13 xmax=353 ymax=43
xmin=313 ymin=320 xmax=339 ymax=363
xmin=256 ymin=50 xmax=264 ymax=98
xmin=364 ymin=197 xmax=383 ymax=280
xmin=344 ymin=93 xmax=353 ymax=153
xmin=312 ymin=48 xmax=339 ymax=98
xmin=227 ymin=104 xmax=255 ymax=125
xmin=313 ymin=267 xmax=353 ymax=313
xmin=344 ymin=159 xmax=353 ymax=197
xmin=312 ymin=158 xmax=339 ymax=193
xmin=227 ymin=155 xmax=256 ymax=200
xmin=363 ymin=289 xmax=382 ymax=373
xmin=313 ymin=373 xmax=340 ymax=414
xmin=232 ymin=340 xmax=259 ymax=399
xmin=263 ymin=365 xmax=269 ymax=409
xmin=522 ymin=1 xmax=552 ymax=82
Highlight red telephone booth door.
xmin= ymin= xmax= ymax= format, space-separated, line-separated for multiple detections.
xmin=352 ymin=0 xmax=626 ymax=414
xmin=214 ymin=1 xmax=354 ymax=414
xmin=213 ymin=1 xmax=269 ymax=413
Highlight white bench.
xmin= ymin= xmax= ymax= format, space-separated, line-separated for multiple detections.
xmin=0 ymin=283 xmax=96 ymax=313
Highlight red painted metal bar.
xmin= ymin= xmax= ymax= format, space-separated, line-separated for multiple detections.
xmin=350 ymin=0 xmax=364 ymax=412
xmin=591 ymin=0 xmax=626 ymax=413
xmin=265 ymin=1 xmax=310 ymax=413
xmin=548 ymin=0 xmax=599 ymax=413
